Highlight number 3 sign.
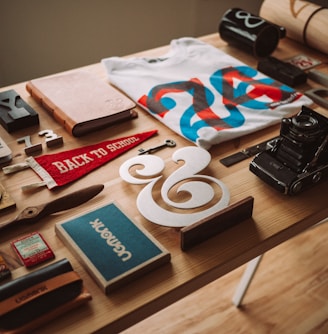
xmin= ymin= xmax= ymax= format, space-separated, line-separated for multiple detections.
xmin=119 ymin=146 xmax=230 ymax=227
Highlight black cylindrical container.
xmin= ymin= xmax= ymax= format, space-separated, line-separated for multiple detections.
xmin=219 ymin=8 xmax=280 ymax=58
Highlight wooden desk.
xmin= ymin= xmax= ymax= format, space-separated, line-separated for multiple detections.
xmin=0 ymin=34 xmax=327 ymax=333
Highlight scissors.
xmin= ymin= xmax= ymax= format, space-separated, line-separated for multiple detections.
xmin=0 ymin=184 xmax=104 ymax=231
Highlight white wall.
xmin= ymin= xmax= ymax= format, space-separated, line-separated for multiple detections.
xmin=0 ymin=0 xmax=263 ymax=87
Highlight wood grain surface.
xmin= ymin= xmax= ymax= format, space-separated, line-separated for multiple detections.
xmin=123 ymin=220 xmax=328 ymax=334
xmin=0 ymin=33 xmax=327 ymax=333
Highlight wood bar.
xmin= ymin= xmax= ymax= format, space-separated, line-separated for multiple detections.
xmin=180 ymin=196 xmax=254 ymax=251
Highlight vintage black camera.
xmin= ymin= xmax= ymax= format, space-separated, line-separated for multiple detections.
xmin=250 ymin=106 xmax=328 ymax=195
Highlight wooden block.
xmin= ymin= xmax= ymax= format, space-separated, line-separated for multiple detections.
xmin=55 ymin=202 xmax=171 ymax=294
xmin=180 ymin=196 xmax=254 ymax=251
xmin=0 ymin=183 xmax=16 ymax=212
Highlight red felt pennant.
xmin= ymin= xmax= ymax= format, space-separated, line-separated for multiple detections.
xmin=26 ymin=130 xmax=157 ymax=189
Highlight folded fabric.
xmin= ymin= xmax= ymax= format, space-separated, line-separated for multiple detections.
xmin=102 ymin=37 xmax=313 ymax=149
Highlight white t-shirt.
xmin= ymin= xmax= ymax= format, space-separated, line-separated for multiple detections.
xmin=102 ymin=37 xmax=312 ymax=149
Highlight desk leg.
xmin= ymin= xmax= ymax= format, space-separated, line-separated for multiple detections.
xmin=232 ymin=218 xmax=328 ymax=307
xmin=232 ymin=254 xmax=263 ymax=307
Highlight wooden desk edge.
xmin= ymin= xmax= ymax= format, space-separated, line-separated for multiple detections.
xmin=95 ymin=206 xmax=328 ymax=334
xmin=1 ymin=33 xmax=327 ymax=334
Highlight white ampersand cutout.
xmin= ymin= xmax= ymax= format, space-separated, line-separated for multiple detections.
xmin=119 ymin=146 xmax=230 ymax=227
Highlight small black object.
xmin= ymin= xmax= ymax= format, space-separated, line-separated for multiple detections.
xmin=220 ymin=136 xmax=279 ymax=167
xmin=219 ymin=8 xmax=281 ymax=58
xmin=258 ymin=57 xmax=307 ymax=87
xmin=0 ymin=89 xmax=39 ymax=132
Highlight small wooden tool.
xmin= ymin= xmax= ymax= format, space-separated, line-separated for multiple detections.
xmin=0 ymin=183 xmax=16 ymax=213
xmin=0 ymin=184 xmax=104 ymax=231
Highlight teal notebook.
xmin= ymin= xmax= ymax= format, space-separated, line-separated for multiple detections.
xmin=55 ymin=202 xmax=170 ymax=294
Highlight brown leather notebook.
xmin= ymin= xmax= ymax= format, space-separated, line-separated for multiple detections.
xmin=26 ymin=71 xmax=137 ymax=136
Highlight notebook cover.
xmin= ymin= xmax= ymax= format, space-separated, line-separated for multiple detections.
xmin=26 ymin=71 xmax=137 ymax=137
xmin=55 ymin=203 xmax=171 ymax=294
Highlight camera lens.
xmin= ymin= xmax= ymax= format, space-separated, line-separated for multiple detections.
xmin=292 ymin=115 xmax=318 ymax=130
xmin=283 ymin=113 xmax=321 ymax=144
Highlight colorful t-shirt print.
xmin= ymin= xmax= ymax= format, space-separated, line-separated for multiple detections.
xmin=102 ymin=38 xmax=312 ymax=149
